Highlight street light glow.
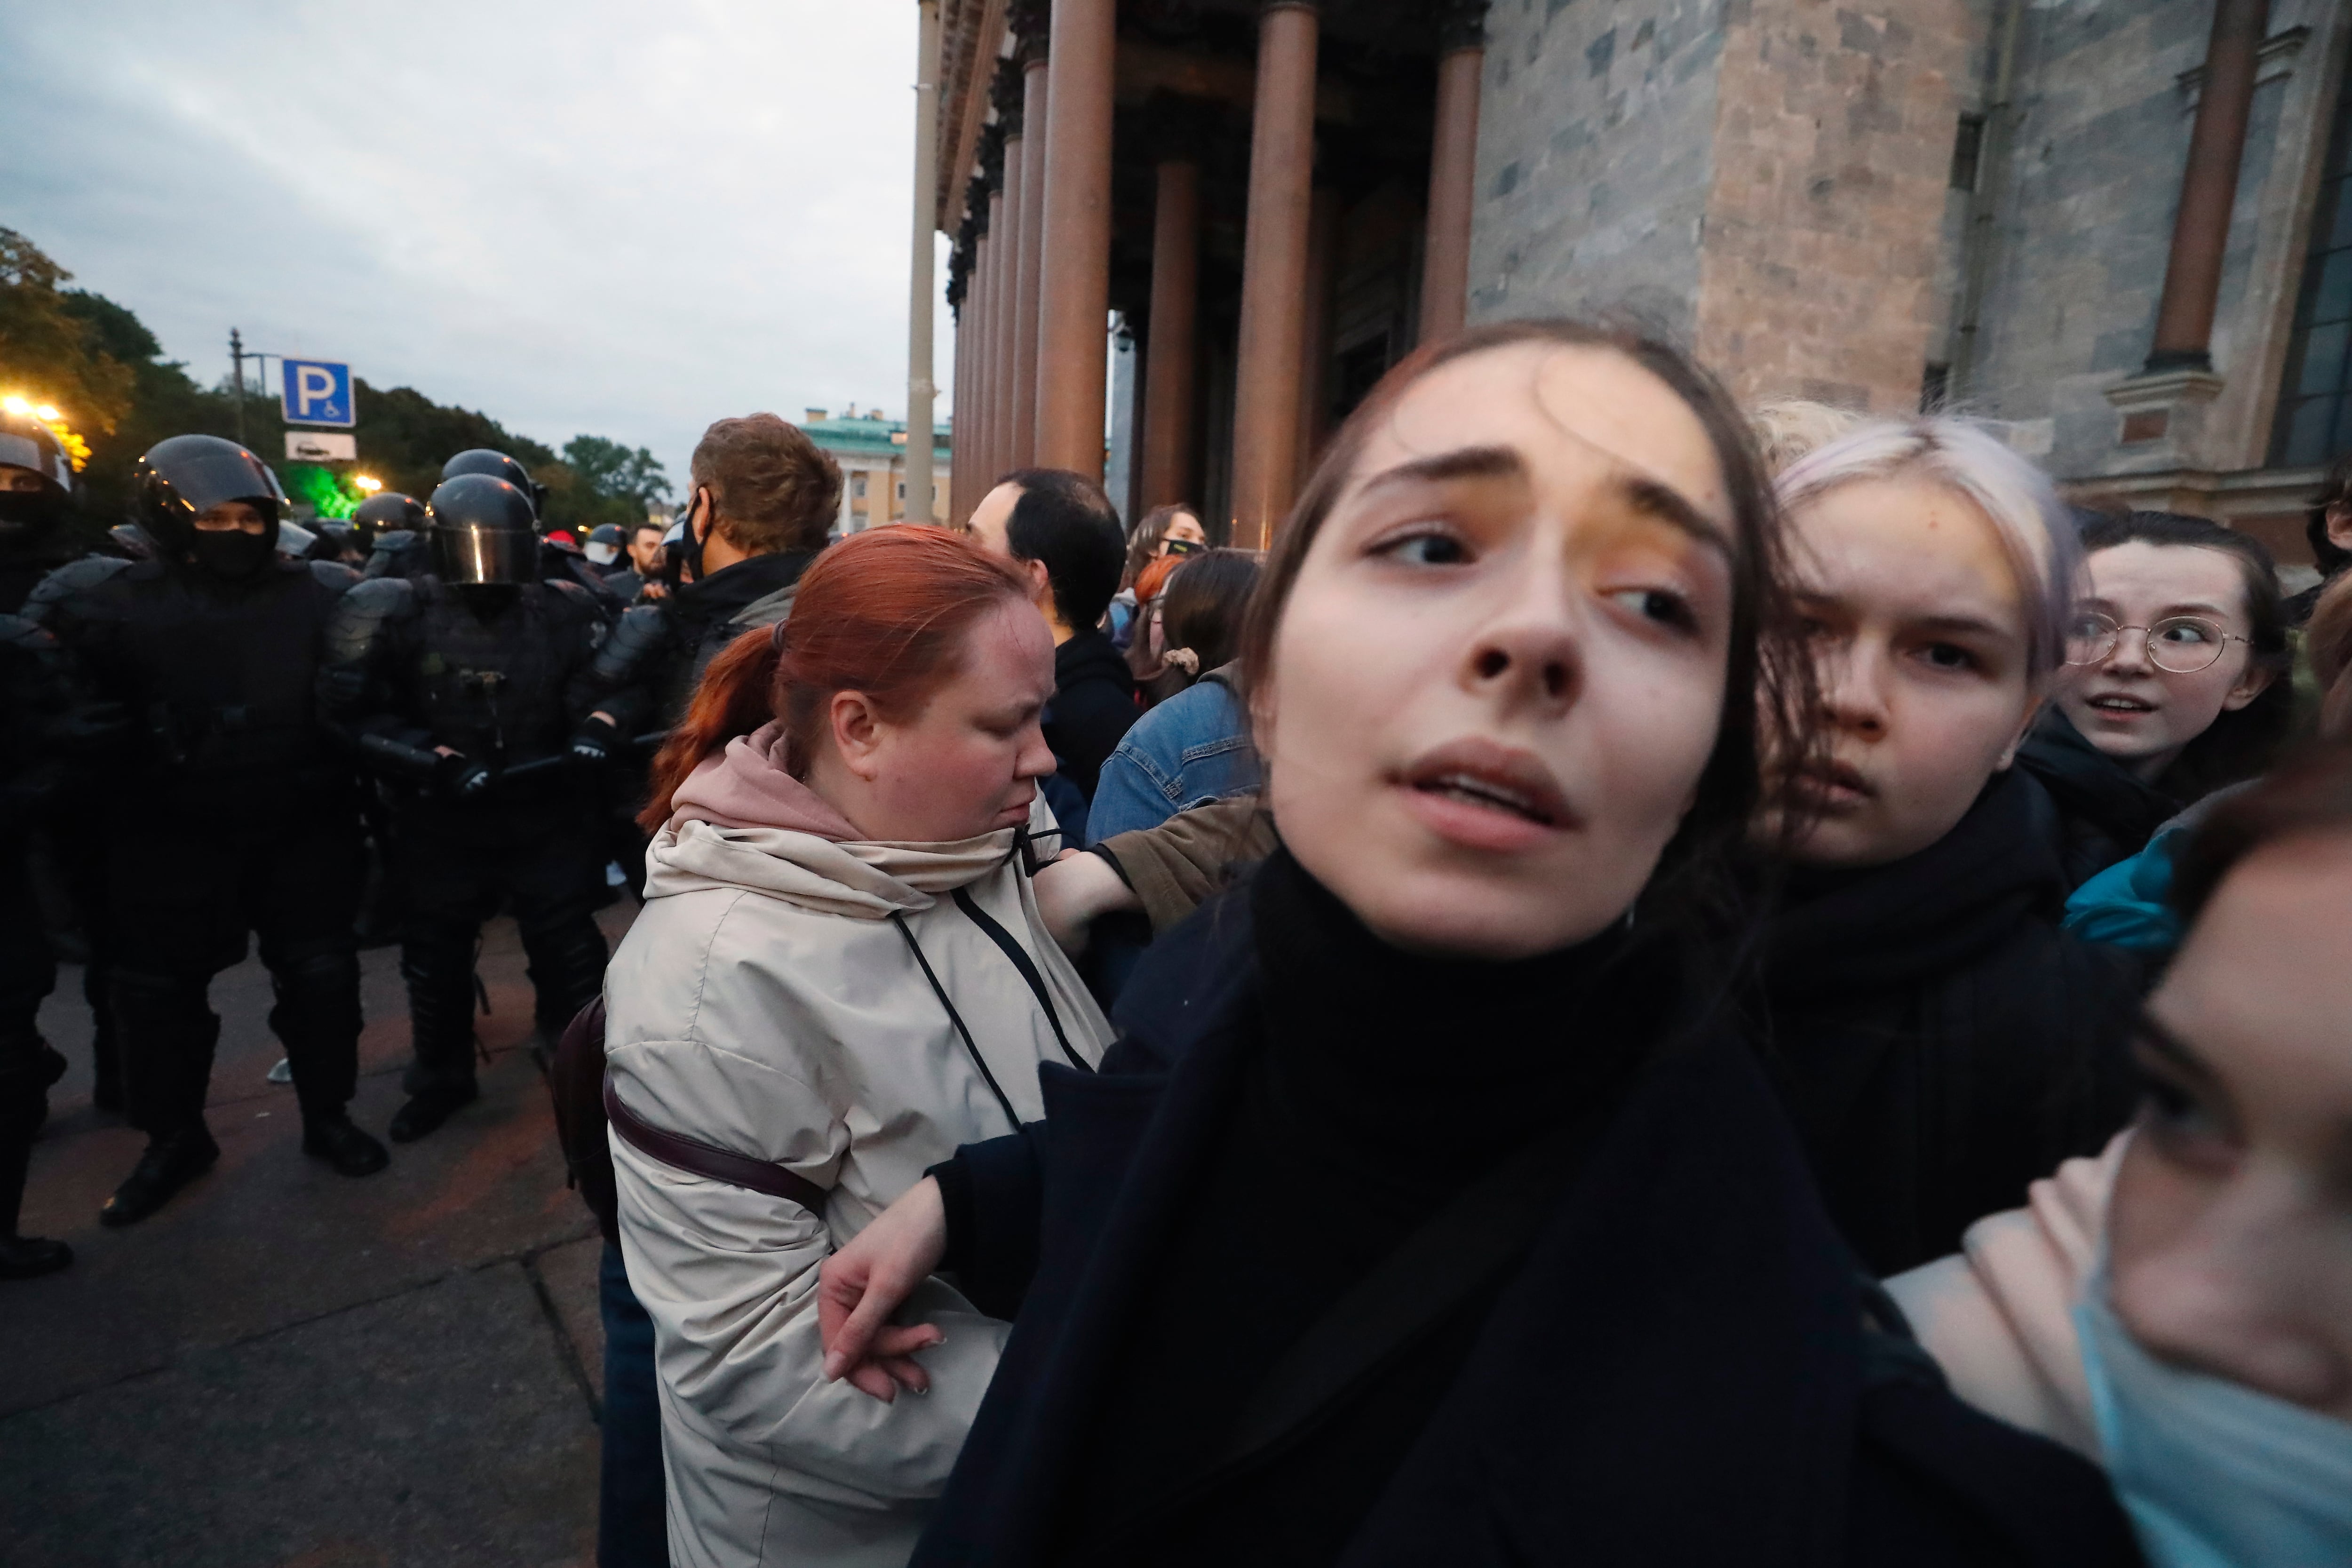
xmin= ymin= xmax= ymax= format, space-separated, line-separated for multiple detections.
xmin=354 ymin=474 xmax=383 ymax=493
xmin=0 ymin=395 xmax=29 ymax=416
xmin=34 ymin=405 xmax=59 ymax=421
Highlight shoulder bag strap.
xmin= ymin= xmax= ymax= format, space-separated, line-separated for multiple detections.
xmin=602 ymin=1073 xmax=830 ymax=1213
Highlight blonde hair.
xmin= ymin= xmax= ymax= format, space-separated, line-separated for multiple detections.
xmin=1776 ymin=417 xmax=2082 ymax=679
xmin=1749 ymin=399 xmax=1867 ymax=478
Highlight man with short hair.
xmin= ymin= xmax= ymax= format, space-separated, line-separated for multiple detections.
xmin=587 ymin=414 xmax=843 ymax=732
xmin=968 ymin=469 xmax=1136 ymax=802
xmin=621 ymin=521 xmax=667 ymax=600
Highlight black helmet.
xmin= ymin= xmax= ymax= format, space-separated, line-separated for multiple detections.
xmin=350 ymin=490 xmax=426 ymax=551
xmin=134 ymin=434 xmax=280 ymax=557
xmin=425 ymin=473 xmax=540 ymax=584
xmin=0 ymin=408 xmax=73 ymax=540
xmin=441 ymin=449 xmax=548 ymax=517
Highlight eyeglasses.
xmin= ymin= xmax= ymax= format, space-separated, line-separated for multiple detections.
xmin=2063 ymin=611 xmax=2249 ymax=674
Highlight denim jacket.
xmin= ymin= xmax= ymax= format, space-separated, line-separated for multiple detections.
xmin=1083 ymin=669 xmax=1259 ymax=843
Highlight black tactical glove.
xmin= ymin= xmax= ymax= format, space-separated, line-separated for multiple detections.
xmin=319 ymin=664 xmax=369 ymax=709
xmin=435 ymin=750 xmax=494 ymax=801
xmin=569 ymin=712 xmax=620 ymax=766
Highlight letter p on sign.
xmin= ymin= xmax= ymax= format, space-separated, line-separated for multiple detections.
xmin=279 ymin=359 xmax=355 ymax=428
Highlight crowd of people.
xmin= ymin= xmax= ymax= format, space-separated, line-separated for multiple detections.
xmin=4 ymin=315 xmax=2351 ymax=1568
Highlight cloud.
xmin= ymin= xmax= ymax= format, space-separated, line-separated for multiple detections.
xmin=0 ymin=0 xmax=956 ymax=485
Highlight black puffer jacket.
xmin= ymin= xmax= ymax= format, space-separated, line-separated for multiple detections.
xmin=2015 ymin=708 xmax=2179 ymax=888
xmin=1755 ymin=767 xmax=2145 ymax=1275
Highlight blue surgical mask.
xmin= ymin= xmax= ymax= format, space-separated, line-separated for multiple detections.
xmin=2075 ymin=1266 xmax=2352 ymax=1568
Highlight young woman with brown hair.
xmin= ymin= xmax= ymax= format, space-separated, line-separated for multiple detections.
xmin=604 ymin=525 xmax=1113 ymax=1567
xmin=818 ymin=322 xmax=2138 ymax=1568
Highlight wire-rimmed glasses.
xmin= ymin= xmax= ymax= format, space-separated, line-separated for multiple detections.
xmin=2063 ymin=611 xmax=2248 ymax=674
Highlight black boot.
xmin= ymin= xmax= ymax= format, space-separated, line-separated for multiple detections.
xmin=301 ymin=1112 xmax=389 ymax=1176
xmin=388 ymin=1082 xmax=477 ymax=1144
xmin=0 ymin=1234 xmax=72 ymax=1280
xmin=100 ymin=1125 xmax=220 ymax=1226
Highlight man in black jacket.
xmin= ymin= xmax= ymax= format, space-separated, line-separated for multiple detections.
xmin=31 ymin=435 xmax=389 ymax=1225
xmin=968 ymin=469 xmax=1135 ymax=803
xmin=586 ymin=414 xmax=840 ymax=733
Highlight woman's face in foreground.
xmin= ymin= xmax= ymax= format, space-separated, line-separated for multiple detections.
xmin=2109 ymin=832 xmax=2352 ymax=1420
xmin=1261 ymin=342 xmax=1736 ymax=959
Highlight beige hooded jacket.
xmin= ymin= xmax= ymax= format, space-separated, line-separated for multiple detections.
xmin=605 ymin=723 xmax=1113 ymax=1568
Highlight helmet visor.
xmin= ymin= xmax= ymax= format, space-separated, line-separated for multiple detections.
xmin=152 ymin=444 xmax=280 ymax=521
xmin=431 ymin=525 xmax=540 ymax=585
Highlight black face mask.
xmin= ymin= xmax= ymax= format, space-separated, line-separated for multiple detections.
xmin=0 ymin=489 xmax=63 ymax=536
xmin=187 ymin=529 xmax=274 ymax=580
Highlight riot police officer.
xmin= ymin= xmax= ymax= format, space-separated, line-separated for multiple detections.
xmin=0 ymin=606 xmax=71 ymax=1277
xmin=0 ymin=407 xmax=83 ymax=611
xmin=321 ymin=474 xmax=616 ymax=1143
xmin=357 ymin=490 xmax=431 ymax=581
xmin=29 ymin=435 xmax=389 ymax=1226
xmin=440 ymin=449 xmax=622 ymax=613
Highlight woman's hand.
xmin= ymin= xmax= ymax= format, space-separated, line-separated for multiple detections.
xmin=1033 ymin=848 xmax=1141 ymax=955
xmin=818 ymin=1176 xmax=951 ymax=1402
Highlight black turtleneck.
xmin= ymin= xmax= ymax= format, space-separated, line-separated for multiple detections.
xmin=1054 ymin=849 xmax=1649 ymax=1567
xmin=2015 ymin=707 xmax=2179 ymax=888
xmin=1754 ymin=768 xmax=2142 ymax=1274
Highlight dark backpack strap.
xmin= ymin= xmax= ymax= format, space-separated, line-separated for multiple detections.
xmin=602 ymin=1073 xmax=830 ymax=1214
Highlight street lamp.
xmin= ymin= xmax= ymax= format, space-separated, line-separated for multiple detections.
xmin=354 ymin=474 xmax=383 ymax=493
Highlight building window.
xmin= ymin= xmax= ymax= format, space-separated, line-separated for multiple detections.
xmin=897 ymin=482 xmax=906 ymax=499
xmin=853 ymin=474 xmax=867 ymax=497
xmin=1949 ymin=114 xmax=1986 ymax=192
xmin=2274 ymin=73 xmax=2352 ymax=466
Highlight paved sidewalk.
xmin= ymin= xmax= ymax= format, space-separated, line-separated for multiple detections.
xmin=0 ymin=904 xmax=637 ymax=1568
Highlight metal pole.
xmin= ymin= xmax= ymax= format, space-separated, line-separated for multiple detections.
xmin=230 ymin=327 xmax=246 ymax=443
xmin=907 ymin=0 xmax=942 ymax=523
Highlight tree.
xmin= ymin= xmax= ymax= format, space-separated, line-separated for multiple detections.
xmin=0 ymin=229 xmax=135 ymax=442
xmin=543 ymin=434 xmax=671 ymax=534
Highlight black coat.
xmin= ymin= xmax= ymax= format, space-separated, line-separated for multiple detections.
xmin=2015 ymin=708 xmax=2178 ymax=888
xmin=1043 ymin=629 xmax=1136 ymax=802
xmin=914 ymin=866 xmax=2140 ymax=1568
xmin=1755 ymin=768 xmax=2145 ymax=1275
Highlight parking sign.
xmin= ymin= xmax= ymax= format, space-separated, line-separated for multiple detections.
xmin=280 ymin=359 xmax=355 ymax=427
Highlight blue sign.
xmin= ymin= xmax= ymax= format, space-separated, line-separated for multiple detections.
xmin=279 ymin=358 xmax=355 ymax=428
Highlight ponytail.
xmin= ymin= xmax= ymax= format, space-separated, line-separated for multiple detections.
xmin=638 ymin=628 xmax=784 ymax=832
xmin=637 ymin=525 xmax=1034 ymax=834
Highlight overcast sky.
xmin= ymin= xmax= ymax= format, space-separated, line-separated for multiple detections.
xmin=3 ymin=0 xmax=954 ymax=490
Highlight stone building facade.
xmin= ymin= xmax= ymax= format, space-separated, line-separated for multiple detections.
xmin=931 ymin=0 xmax=2352 ymax=565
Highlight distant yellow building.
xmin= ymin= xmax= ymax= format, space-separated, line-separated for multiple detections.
xmin=799 ymin=407 xmax=952 ymax=532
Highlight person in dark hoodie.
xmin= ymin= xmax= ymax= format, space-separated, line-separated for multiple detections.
xmin=816 ymin=322 xmax=2138 ymax=1568
xmin=967 ymin=468 xmax=1135 ymax=804
xmin=1758 ymin=418 xmax=2144 ymax=1274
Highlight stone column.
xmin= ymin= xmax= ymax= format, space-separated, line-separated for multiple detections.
xmin=1419 ymin=8 xmax=1486 ymax=346
xmin=993 ymin=144 xmax=1025 ymax=482
xmin=2145 ymin=0 xmax=2271 ymax=372
xmin=906 ymin=0 xmax=942 ymax=523
xmin=970 ymin=228 xmax=997 ymax=504
xmin=1297 ymin=183 xmax=1340 ymax=491
xmin=1014 ymin=53 xmax=1051 ymax=469
xmin=1036 ymin=0 xmax=1117 ymax=480
xmin=1140 ymin=158 xmax=1202 ymax=511
xmin=1229 ymin=1 xmax=1321 ymax=550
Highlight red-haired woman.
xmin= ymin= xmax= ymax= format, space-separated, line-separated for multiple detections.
xmin=603 ymin=525 xmax=1112 ymax=1568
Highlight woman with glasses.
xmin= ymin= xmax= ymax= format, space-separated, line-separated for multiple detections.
xmin=2018 ymin=511 xmax=2292 ymax=892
